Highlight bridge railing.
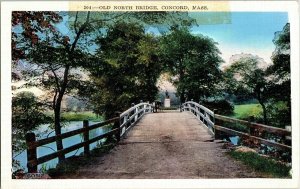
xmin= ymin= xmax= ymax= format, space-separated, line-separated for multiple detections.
xmin=181 ymin=101 xmax=291 ymax=152
xmin=25 ymin=102 xmax=153 ymax=173
xmin=181 ymin=101 xmax=215 ymax=134
xmin=214 ymin=114 xmax=291 ymax=152
xmin=119 ymin=102 xmax=153 ymax=137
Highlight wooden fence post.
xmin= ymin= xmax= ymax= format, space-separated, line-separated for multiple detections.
xmin=83 ymin=120 xmax=90 ymax=156
xmin=285 ymin=125 xmax=291 ymax=146
xmin=248 ymin=116 xmax=255 ymax=135
xmin=26 ymin=132 xmax=37 ymax=173
xmin=213 ymin=110 xmax=221 ymax=140
xmin=114 ymin=112 xmax=121 ymax=142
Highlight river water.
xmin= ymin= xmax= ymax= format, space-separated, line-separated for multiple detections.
xmin=14 ymin=121 xmax=111 ymax=172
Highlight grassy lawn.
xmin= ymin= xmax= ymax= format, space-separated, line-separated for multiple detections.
xmin=232 ymin=104 xmax=263 ymax=119
xmin=228 ymin=151 xmax=291 ymax=178
xmin=61 ymin=111 xmax=103 ymax=122
xmin=45 ymin=111 xmax=103 ymax=122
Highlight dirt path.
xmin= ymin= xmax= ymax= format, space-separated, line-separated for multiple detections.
xmin=59 ymin=111 xmax=261 ymax=178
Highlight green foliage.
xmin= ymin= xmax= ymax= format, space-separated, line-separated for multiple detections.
xmin=12 ymin=92 xmax=51 ymax=170
xmin=265 ymin=23 xmax=291 ymax=126
xmin=201 ymin=99 xmax=234 ymax=115
xmin=224 ymin=23 xmax=291 ymax=127
xmin=266 ymin=101 xmax=290 ymax=128
xmin=224 ymin=55 xmax=269 ymax=124
xmin=160 ymin=27 xmax=223 ymax=102
xmin=90 ymin=21 xmax=162 ymax=118
xmin=12 ymin=11 xmax=197 ymax=164
xmin=228 ymin=151 xmax=291 ymax=178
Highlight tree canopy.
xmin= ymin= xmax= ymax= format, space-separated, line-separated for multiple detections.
xmin=160 ymin=27 xmax=223 ymax=102
xmin=89 ymin=21 xmax=162 ymax=118
xmin=12 ymin=11 xmax=196 ymax=162
xmin=224 ymin=55 xmax=269 ymax=123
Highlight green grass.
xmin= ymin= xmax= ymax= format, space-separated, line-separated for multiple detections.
xmin=228 ymin=151 xmax=291 ymax=178
xmin=232 ymin=104 xmax=263 ymax=119
xmin=61 ymin=111 xmax=103 ymax=122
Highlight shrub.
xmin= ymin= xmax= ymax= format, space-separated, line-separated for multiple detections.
xmin=266 ymin=101 xmax=290 ymax=128
xmin=201 ymin=99 xmax=234 ymax=115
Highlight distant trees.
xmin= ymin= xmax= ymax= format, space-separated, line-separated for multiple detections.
xmin=160 ymin=27 xmax=223 ymax=103
xmin=224 ymin=23 xmax=291 ymax=127
xmin=65 ymin=96 xmax=89 ymax=112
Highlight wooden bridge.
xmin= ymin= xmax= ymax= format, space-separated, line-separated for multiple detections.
xmin=25 ymin=101 xmax=291 ymax=178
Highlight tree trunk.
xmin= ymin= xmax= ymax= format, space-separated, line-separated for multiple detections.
xmin=260 ymin=101 xmax=267 ymax=124
xmin=179 ymin=60 xmax=185 ymax=103
xmin=54 ymin=101 xmax=65 ymax=162
xmin=53 ymin=65 xmax=70 ymax=163
xmin=180 ymin=92 xmax=185 ymax=104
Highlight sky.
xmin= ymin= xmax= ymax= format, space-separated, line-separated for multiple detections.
xmin=189 ymin=12 xmax=289 ymax=65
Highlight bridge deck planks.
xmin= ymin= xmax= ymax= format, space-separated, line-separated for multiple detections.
xmin=58 ymin=111 xmax=262 ymax=178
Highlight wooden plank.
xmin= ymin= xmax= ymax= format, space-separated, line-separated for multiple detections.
xmin=28 ymin=128 xmax=120 ymax=167
xmin=214 ymin=125 xmax=291 ymax=151
xmin=27 ymin=117 xmax=118 ymax=149
xmin=215 ymin=114 xmax=250 ymax=124
xmin=215 ymin=114 xmax=291 ymax=136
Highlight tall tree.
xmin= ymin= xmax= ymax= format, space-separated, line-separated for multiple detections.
xmin=224 ymin=56 xmax=269 ymax=124
xmin=90 ymin=22 xmax=162 ymax=118
xmin=13 ymin=12 xmax=96 ymax=162
xmin=266 ymin=23 xmax=291 ymax=127
xmin=160 ymin=27 xmax=223 ymax=102
xmin=12 ymin=11 xmax=195 ymax=162
xmin=266 ymin=23 xmax=291 ymax=125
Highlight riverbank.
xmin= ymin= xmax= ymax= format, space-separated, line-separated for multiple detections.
xmin=44 ymin=111 xmax=103 ymax=122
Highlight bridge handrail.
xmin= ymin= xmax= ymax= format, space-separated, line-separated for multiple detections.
xmin=25 ymin=102 xmax=153 ymax=173
xmin=119 ymin=102 xmax=153 ymax=137
xmin=181 ymin=101 xmax=291 ymax=152
xmin=181 ymin=101 xmax=215 ymax=134
xmin=214 ymin=114 xmax=291 ymax=151
xmin=215 ymin=114 xmax=291 ymax=136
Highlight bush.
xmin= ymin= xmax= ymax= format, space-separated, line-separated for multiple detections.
xmin=201 ymin=99 xmax=234 ymax=115
xmin=266 ymin=101 xmax=290 ymax=128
